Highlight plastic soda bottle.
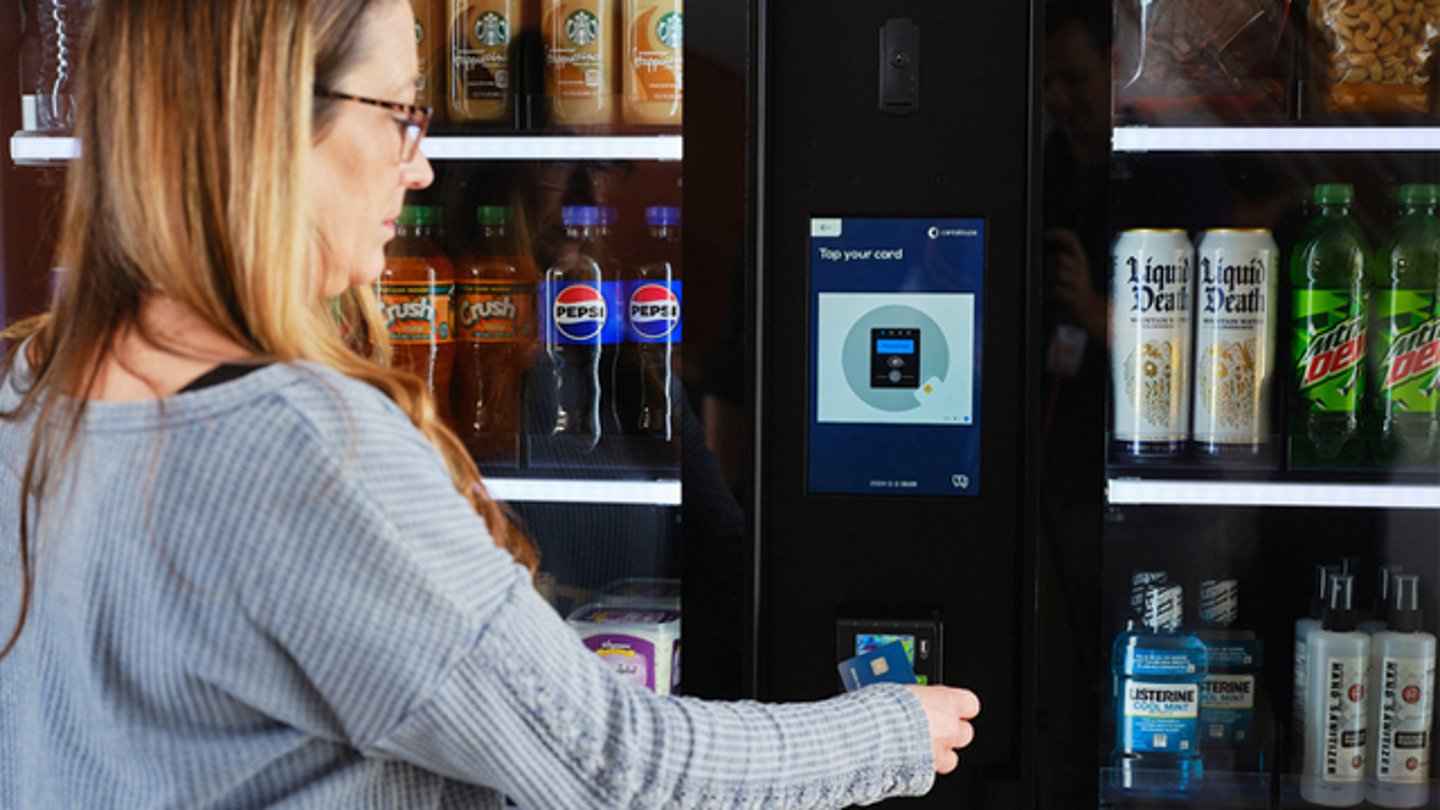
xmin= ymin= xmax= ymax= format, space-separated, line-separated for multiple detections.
xmin=380 ymin=205 xmax=456 ymax=425
xmin=451 ymin=205 xmax=537 ymax=463
xmin=1290 ymin=184 xmax=1370 ymax=468
xmin=618 ymin=206 xmax=682 ymax=460
xmin=1370 ymin=184 xmax=1440 ymax=469
xmin=539 ymin=205 xmax=614 ymax=451
xmin=1111 ymin=583 xmax=1208 ymax=794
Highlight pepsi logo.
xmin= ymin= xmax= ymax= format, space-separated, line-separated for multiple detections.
xmin=554 ymin=284 xmax=607 ymax=342
xmin=629 ymin=283 xmax=680 ymax=340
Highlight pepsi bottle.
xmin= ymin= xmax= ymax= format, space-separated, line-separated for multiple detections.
xmin=541 ymin=205 xmax=613 ymax=452
xmin=621 ymin=206 xmax=682 ymax=457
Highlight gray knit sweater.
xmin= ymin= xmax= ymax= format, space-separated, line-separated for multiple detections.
xmin=0 ymin=359 xmax=934 ymax=808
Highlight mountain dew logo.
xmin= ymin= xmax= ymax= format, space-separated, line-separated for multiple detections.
xmin=657 ymin=12 xmax=683 ymax=49
xmin=567 ymin=10 xmax=600 ymax=46
xmin=1376 ymin=291 xmax=1440 ymax=409
xmin=476 ymin=12 xmax=508 ymax=46
xmin=1294 ymin=290 xmax=1366 ymax=410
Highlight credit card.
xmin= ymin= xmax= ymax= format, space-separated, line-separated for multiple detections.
xmin=837 ymin=640 xmax=917 ymax=692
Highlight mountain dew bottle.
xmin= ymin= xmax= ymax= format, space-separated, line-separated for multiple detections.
xmin=1371 ymin=184 xmax=1440 ymax=469
xmin=1290 ymin=184 xmax=1370 ymax=468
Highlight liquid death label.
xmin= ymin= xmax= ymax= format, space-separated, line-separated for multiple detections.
xmin=378 ymin=282 xmax=454 ymax=343
xmin=1324 ymin=656 xmax=1367 ymax=782
xmin=1376 ymin=654 xmax=1435 ymax=783
xmin=1121 ymin=680 xmax=1199 ymax=754
xmin=1293 ymin=291 xmax=1366 ymax=412
xmin=1375 ymin=291 xmax=1439 ymax=413
xmin=1110 ymin=232 xmax=1193 ymax=446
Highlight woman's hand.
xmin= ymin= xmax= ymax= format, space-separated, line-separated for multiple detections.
xmin=905 ymin=685 xmax=981 ymax=774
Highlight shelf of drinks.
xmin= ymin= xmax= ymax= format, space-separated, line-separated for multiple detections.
xmin=1106 ymin=478 xmax=1440 ymax=510
xmin=1112 ymin=127 xmax=1440 ymax=154
xmin=1101 ymin=769 xmax=1440 ymax=809
xmin=483 ymin=477 xmax=681 ymax=506
xmin=9 ymin=133 xmax=683 ymax=166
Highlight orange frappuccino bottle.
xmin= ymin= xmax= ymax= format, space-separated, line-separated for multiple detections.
xmin=451 ymin=205 xmax=538 ymax=463
xmin=380 ymin=205 xmax=457 ymax=425
xmin=410 ymin=0 xmax=445 ymax=115
xmin=448 ymin=0 xmax=521 ymax=123
xmin=622 ymin=0 xmax=681 ymax=127
xmin=543 ymin=0 xmax=617 ymax=126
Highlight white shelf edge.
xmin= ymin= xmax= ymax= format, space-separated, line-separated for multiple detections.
xmin=11 ymin=133 xmax=683 ymax=165
xmin=1113 ymin=127 xmax=1440 ymax=153
xmin=10 ymin=133 xmax=79 ymax=163
xmin=421 ymin=135 xmax=682 ymax=161
xmin=484 ymin=477 xmax=681 ymax=506
xmin=1107 ymin=478 xmax=1440 ymax=509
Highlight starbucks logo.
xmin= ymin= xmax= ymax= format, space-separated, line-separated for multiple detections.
xmin=657 ymin=12 xmax=682 ymax=49
xmin=566 ymin=10 xmax=599 ymax=46
xmin=477 ymin=11 xmax=508 ymax=46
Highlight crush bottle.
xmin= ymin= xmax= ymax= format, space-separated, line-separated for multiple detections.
xmin=539 ymin=205 xmax=613 ymax=452
xmin=380 ymin=205 xmax=456 ymax=425
xmin=451 ymin=205 xmax=537 ymax=463
xmin=1290 ymin=184 xmax=1370 ymax=468
xmin=619 ymin=206 xmax=682 ymax=454
xmin=1111 ymin=582 xmax=1207 ymax=794
xmin=1371 ymin=184 xmax=1440 ymax=469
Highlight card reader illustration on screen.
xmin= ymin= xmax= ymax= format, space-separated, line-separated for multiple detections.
xmin=869 ymin=328 xmax=920 ymax=389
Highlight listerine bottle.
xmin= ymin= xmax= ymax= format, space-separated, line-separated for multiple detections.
xmin=1367 ymin=575 xmax=1436 ymax=808
xmin=1196 ymin=578 xmax=1266 ymax=772
xmin=1301 ymin=573 xmax=1370 ymax=807
xmin=1112 ymin=582 xmax=1209 ymax=793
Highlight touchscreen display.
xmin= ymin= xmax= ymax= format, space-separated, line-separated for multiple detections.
xmin=808 ymin=217 xmax=984 ymax=496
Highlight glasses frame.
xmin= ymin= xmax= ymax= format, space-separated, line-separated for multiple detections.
xmin=315 ymin=87 xmax=432 ymax=163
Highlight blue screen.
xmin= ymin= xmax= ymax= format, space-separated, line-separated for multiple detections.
xmin=808 ymin=218 xmax=984 ymax=496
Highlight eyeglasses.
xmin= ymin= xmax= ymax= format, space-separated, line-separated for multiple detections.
xmin=315 ymin=87 xmax=432 ymax=163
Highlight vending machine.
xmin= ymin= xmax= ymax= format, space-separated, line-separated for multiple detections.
xmin=1037 ymin=0 xmax=1440 ymax=807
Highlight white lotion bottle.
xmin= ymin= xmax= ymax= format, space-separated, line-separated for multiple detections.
xmin=1368 ymin=575 xmax=1436 ymax=808
xmin=1302 ymin=573 xmax=1369 ymax=807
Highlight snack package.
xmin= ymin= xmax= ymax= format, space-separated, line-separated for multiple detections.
xmin=1310 ymin=0 xmax=1440 ymax=114
xmin=1114 ymin=0 xmax=1292 ymax=121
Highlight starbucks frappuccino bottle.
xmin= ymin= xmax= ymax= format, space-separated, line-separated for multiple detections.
xmin=410 ymin=0 xmax=445 ymax=115
xmin=449 ymin=0 xmax=521 ymax=124
xmin=543 ymin=0 xmax=617 ymax=126
xmin=622 ymin=0 xmax=681 ymax=127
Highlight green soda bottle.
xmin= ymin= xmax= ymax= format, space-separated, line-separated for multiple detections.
xmin=1371 ymin=184 xmax=1440 ymax=469
xmin=1289 ymin=184 xmax=1369 ymax=468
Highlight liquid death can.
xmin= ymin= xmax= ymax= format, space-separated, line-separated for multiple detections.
xmin=1193 ymin=229 xmax=1278 ymax=462
xmin=1110 ymin=229 xmax=1194 ymax=459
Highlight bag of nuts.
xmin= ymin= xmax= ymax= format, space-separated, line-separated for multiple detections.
xmin=1311 ymin=0 xmax=1440 ymax=113
xmin=1115 ymin=0 xmax=1292 ymax=121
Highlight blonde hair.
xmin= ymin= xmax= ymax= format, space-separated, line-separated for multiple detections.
xmin=0 ymin=0 xmax=537 ymax=661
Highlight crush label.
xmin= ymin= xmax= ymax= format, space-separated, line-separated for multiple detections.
xmin=455 ymin=281 xmax=535 ymax=342
xmin=378 ymin=281 xmax=454 ymax=343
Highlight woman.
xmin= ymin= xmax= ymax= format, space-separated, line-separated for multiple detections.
xmin=0 ymin=1 xmax=979 ymax=806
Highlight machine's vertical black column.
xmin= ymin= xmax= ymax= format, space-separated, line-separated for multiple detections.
xmin=755 ymin=2 xmax=1039 ymax=806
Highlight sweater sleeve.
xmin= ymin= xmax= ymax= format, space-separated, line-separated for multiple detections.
xmin=240 ymin=375 xmax=935 ymax=807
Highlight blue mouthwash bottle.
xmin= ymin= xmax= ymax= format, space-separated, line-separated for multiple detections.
xmin=1196 ymin=578 xmax=1267 ymax=773
xmin=1112 ymin=582 xmax=1209 ymax=793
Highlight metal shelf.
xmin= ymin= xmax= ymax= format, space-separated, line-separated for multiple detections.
xmin=1107 ymin=478 xmax=1440 ymax=509
xmin=1113 ymin=126 xmax=1440 ymax=153
xmin=484 ymin=477 xmax=681 ymax=506
xmin=11 ymin=133 xmax=683 ymax=166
